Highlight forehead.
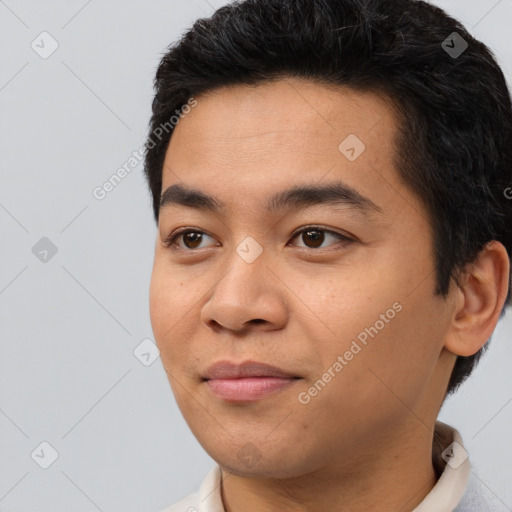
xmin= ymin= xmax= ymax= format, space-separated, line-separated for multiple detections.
xmin=168 ymin=78 xmax=395 ymax=151
xmin=160 ymin=78 xmax=405 ymax=218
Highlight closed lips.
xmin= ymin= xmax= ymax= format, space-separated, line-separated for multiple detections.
xmin=202 ymin=360 xmax=300 ymax=380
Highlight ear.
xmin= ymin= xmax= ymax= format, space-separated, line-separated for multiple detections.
xmin=444 ymin=241 xmax=510 ymax=357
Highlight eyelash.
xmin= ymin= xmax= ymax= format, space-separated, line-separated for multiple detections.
xmin=162 ymin=225 xmax=354 ymax=252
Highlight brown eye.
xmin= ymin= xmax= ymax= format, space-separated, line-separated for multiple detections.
xmin=290 ymin=226 xmax=352 ymax=250
xmin=163 ymin=230 xmax=217 ymax=250
xmin=182 ymin=232 xmax=203 ymax=249
xmin=302 ymin=229 xmax=325 ymax=248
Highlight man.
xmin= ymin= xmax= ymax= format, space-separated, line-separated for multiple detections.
xmin=143 ymin=0 xmax=512 ymax=510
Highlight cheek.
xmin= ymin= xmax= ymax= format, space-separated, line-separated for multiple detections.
xmin=296 ymin=261 xmax=418 ymax=384
xmin=149 ymin=255 xmax=191 ymax=319
xmin=149 ymin=263 xmax=185 ymax=349
xmin=149 ymin=262 xmax=204 ymax=373
xmin=293 ymin=268 xmax=390 ymax=343
xmin=148 ymin=266 xmax=167 ymax=339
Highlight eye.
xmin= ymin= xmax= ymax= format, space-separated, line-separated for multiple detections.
xmin=162 ymin=229 xmax=218 ymax=250
xmin=162 ymin=226 xmax=353 ymax=252
xmin=289 ymin=226 xmax=353 ymax=250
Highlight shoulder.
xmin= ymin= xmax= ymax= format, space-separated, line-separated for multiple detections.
xmin=454 ymin=470 xmax=510 ymax=512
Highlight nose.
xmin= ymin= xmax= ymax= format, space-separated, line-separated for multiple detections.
xmin=200 ymin=249 xmax=288 ymax=334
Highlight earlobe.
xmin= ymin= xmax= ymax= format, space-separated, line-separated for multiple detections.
xmin=444 ymin=240 xmax=510 ymax=357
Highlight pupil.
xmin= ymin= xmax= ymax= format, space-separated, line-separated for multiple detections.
xmin=184 ymin=232 xmax=202 ymax=249
xmin=304 ymin=229 xmax=324 ymax=248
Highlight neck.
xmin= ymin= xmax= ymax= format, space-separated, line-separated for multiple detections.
xmin=220 ymin=421 xmax=440 ymax=512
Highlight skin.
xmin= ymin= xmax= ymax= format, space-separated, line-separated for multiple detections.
xmin=149 ymin=77 xmax=510 ymax=512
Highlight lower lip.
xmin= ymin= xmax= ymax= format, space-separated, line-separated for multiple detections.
xmin=205 ymin=377 xmax=299 ymax=402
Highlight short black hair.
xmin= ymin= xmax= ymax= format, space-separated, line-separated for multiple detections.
xmin=143 ymin=0 xmax=512 ymax=396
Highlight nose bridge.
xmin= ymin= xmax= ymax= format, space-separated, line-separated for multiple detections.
xmin=200 ymin=237 xmax=287 ymax=331
xmin=216 ymin=235 xmax=269 ymax=304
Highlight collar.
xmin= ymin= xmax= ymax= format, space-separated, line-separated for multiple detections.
xmin=195 ymin=421 xmax=471 ymax=512
xmin=413 ymin=421 xmax=471 ymax=511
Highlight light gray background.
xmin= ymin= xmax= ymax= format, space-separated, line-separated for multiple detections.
xmin=1 ymin=1 xmax=511 ymax=511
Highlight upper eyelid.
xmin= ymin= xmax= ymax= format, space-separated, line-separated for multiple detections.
xmin=164 ymin=227 xmax=216 ymax=245
xmin=289 ymin=225 xmax=351 ymax=239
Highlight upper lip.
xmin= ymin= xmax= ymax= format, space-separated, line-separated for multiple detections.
xmin=203 ymin=360 xmax=299 ymax=380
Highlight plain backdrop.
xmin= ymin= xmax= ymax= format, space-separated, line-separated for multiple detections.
xmin=1 ymin=1 xmax=511 ymax=511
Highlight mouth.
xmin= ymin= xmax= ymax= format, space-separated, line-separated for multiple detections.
xmin=202 ymin=360 xmax=302 ymax=402
xmin=203 ymin=360 xmax=299 ymax=379
xmin=205 ymin=376 xmax=300 ymax=402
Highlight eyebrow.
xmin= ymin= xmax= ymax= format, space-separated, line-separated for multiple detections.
xmin=159 ymin=181 xmax=383 ymax=215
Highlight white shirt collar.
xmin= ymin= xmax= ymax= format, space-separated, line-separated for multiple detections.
xmin=413 ymin=421 xmax=471 ymax=511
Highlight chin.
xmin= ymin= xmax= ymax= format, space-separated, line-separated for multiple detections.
xmin=212 ymin=448 xmax=314 ymax=480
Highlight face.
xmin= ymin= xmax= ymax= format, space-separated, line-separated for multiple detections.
xmin=149 ymin=78 xmax=457 ymax=479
